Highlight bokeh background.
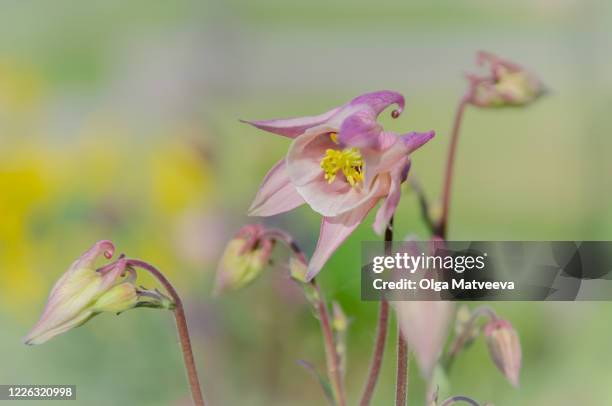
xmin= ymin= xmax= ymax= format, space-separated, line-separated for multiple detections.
xmin=1 ymin=1 xmax=611 ymax=405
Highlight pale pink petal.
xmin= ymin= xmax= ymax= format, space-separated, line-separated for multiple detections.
xmin=286 ymin=129 xmax=336 ymax=187
xmin=305 ymin=178 xmax=386 ymax=281
xmin=24 ymin=311 xmax=94 ymax=345
xmin=348 ymin=90 xmax=405 ymax=117
xmin=241 ymin=106 xmax=340 ymax=139
xmin=287 ymin=131 xmax=391 ymax=217
xmin=248 ymin=159 xmax=305 ymax=216
xmin=294 ymin=172 xmax=389 ymax=218
xmin=400 ymin=131 xmax=436 ymax=154
xmin=56 ymin=240 xmax=114 ymax=286
xmin=373 ymin=159 xmax=410 ymax=235
xmin=362 ymin=135 xmax=408 ymax=187
xmin=338 ymin=110 xmax=383 ymax=149
xmin=394 ymin=301 xmax=454 ymax=379
xmin=99 ymin=258 xmax=129 ymax=291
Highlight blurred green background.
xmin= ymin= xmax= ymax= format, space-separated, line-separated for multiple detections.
xmin=1 ymin=1 xmax=611 ymax=405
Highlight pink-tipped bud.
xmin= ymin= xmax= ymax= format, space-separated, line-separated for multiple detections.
xmin=214 ymin=224 xmax=273 ymax=295
xmin=467 ymin=51 xmax=545 ymax=108
xmin=484 ymin=318 xmax=522 ymax=388
xmin=24 ymin=241 xmax=174 ymax=345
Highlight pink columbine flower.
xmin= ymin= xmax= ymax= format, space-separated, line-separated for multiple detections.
xmin=466 ymin=51 xmax=545 ymax=108
xmin=243 ymin=91 xmax=435 ymax=280
xmin=24 ymin=240 xmax=173 ymax=345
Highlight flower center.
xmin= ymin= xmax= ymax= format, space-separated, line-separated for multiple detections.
xmin=320 ymin=147 xmax=365 ymax=187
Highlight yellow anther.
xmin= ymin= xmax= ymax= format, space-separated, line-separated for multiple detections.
xmin=320 ymin=147 xmax=365 ymax=187
xmin=329 ymin=132 xmax=339 ymax=144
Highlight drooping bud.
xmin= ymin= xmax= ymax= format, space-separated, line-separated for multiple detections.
xmin=23 ymin=241 xmax=174 ymax=345
xmin=484 ymin=318 xmax=522 ymax=388
xmin=395 ymin=301 xmax=454 ymax=379
xmin=467 ymin=51 xmax=545 ymax=108
xmin=394 ymin=239 xmax=455 ymax=379
xmin=214 ymin=224 xmax=273 ymax=295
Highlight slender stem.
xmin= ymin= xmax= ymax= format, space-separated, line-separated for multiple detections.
xmin=395 ymin=330 xmax=409 ymax=406
xmin=314 ymin=282 xmax=346 ymax=406
xmin=444 ymin=306 xmax=498 ymax=371
xmin=261 ymin=228 xmax=308 ymax=265
xmin=127 ymin=259 xmax=205 ymax=406
xmin=440 ymin=396 xmax=480 ymax=406
xmin=437 ymin=97 xmax=469 ymax=239
xmin=263 ymin=229 xmax=345 ymax=406
xmin=360 ymin=300 xmax=389 ymax=406
xmin=359 ymin=217 xmax=394 ymax=406
xmin=409 ymin=177 xmax=436 ymax=235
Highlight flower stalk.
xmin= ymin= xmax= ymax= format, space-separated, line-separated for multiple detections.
xmin=359 ymin=300 xmax=389 ymax=406
xmin=444 ymin=306 xmax=497 ymax=372
xmin=395 ymin=330 xmax=409 ymax=406
xmin=436 ymin=96 xmax=469 ymax=239
xmin=359 ymin=217 xmax=394 ymax=406
xmin=264 ymin=228 xmax=346 ymax=406
xmin=127 ymin=259 xmax=205 ymax=406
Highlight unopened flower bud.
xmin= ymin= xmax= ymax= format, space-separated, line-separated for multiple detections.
xmin=289 ymin=257 xmax=309 ymax=284
xmin=92 ymin=282 xmax=138 ymax=314
xmin=331 ymin=302 xmax=348 ymax=332
xmin=395 ymin=301 xmax=453 ymax=379
xmin=23 ymin=241 xmax=174 ymax=345
xmin=467 ymin=51 xmax=545 ymax=108
xmin=214 ymin=224 xmax=273 ymax=295
xmin=454 ymin=305 xmax=479 ymax=347
xmin=484 ymin=318 xmax=521 ymax=388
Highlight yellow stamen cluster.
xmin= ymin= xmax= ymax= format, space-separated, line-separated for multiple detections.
xmin=320 ymin=147 xmax=365 ymax=186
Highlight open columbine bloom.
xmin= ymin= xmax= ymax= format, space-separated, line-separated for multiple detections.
xmin=244 ymin=91 xmax=434 ymax=280
xmin=466 ymin=51 xmax=545 ymax=108
xmin=24 ymin=240 xmax=173 ymax=345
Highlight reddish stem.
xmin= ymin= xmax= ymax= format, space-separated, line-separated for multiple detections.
xmin=395 ymin=331 xmax=409 ymax=406
xmin=445 ymin=306 xmax=498 ymax=371
xmin=127 ymin=259 xmax=205 ymax=406
xmin=437 ymin=97 xmax=470 ymax=239
xmin=262 ymin=228 xmax=345 ymax=406
xmin=360 ymin=300 xmax=389 ymax=406
xmin=359 ymin=218 xmax=394 ymax=406
xmin=315 ymin=284 xmax=346 ymax=406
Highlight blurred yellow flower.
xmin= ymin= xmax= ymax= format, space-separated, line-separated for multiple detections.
xmin=0 ymin=60 xmax=45 ymax=115
xmin=149 ymin=140 xmax=212 ymax=215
